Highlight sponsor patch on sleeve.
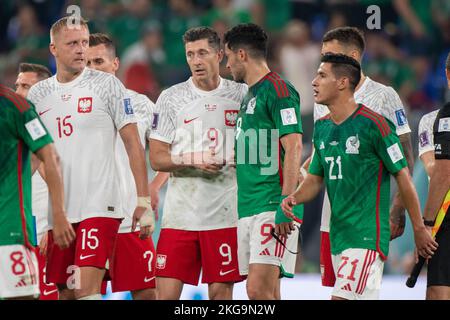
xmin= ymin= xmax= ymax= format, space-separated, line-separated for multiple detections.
xmin=25 ymin=118 xmax=46 ymax=141
xmin=387 ymin=142 xmax=404 ymax=164
xmin=280 ymin=108 xmax=297 ymax=125
xmin=124 ymin=98 xmax=134 ymax=115
xmin=438 ymin=117 xmax=450 ymax=132
xmin=395 ymin=109 xmax=408 ymax=126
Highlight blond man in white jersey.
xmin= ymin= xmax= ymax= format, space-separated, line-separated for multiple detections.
xmin=27 ymin=16 xmax=153 ymax=300
xmin=306 ymin=27 xmax=414 ymax=287
xmin=86 ymin=32 xmax=169 ymax=300
xmin=149 ymin=27 xmax=247 ymax=300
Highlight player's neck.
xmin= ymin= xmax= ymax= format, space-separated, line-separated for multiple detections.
xmin=355 ymin=72 xmax=366 ymax=92
xmin=192 ymin=74 xmax=220 ymax=91
xmin=245 ymin=61 xmax=270 ymax=87
xmin=328 ymin=96 xmax=358 ymax=125
xmin=56 ymin=66 xmax=84 ymax=83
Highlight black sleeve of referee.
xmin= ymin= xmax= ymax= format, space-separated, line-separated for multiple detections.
xmin=433 ymin=102 xmax=450 ymax=160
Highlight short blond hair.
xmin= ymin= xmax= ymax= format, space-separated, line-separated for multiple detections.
xmin=50 ymin=16 xmax=89 ymax=42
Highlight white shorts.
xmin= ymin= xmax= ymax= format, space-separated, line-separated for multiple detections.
xmin=280 ymin=221 xmax=300 ymax=278
xmin=331 ymin=248 xmax=384 ymax=300
xmin=237 ymin=211 xmax=299 ymax=276
xmin=0 ymin=244 xmax=40 ymax=299
xmin=320 ymin=190 xmax=331 ymax=232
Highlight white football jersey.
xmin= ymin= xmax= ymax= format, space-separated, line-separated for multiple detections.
xmin=117 ymin=89 xmax=154 ymax=233
xmin=418 ymin=109 xmax=439 ymax=157
xmin=314 ymin=76 xmax=411 ymax=135
xmin=31 ymin=171 xmax=48 ymax=242
xmin=28 ymin=68 xmax=136 ymax=228
xmin=150 ymin=77 xmax=247 ymax=230
xmin=316 ymin=77 xmax=410 ymax=233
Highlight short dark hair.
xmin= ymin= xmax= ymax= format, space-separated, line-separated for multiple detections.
xmin=323 ymin=27 xmax=365 ymax=54
xmin=321 ymin=53 xmax=361 ymax=91
xmin=224 ymin=23 xmax=268 ymax=59
xmin=89 ymin=33 xmax=116 ymax=57
xmin=183 ymin=27 xmax=221 ymax=51
xmin=446 ymin=51 xmax=450 ymax=70
xmin=18 ymin=63 xmax=51 ymax=80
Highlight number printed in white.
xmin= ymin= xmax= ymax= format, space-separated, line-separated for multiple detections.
xmin=235 ymin=117 xmax=242 ymax=140
xmin=81 ymin=228 xmax=99 ymax=250
xmin=143 ymin=250 xmax=153 ymax=272
xmin=325 ymin=156 xmax=343 ymax=180
xmin=219 ymin=243 xmax=232 ymax=266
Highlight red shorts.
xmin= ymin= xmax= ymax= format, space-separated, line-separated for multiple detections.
xmin=46 ymin=217 xmax=121 ymax=285
xmin=101 ymin=231 xmax=156 ymax=293
xmin=35 ymin=246 xmax=58 ymax=300
xmin=155 ymin=228 xmax=243 ymax=286
xmin=320 ymin=231 xmax=336 ymax=287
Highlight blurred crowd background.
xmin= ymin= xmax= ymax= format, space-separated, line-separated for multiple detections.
xmin=1 ymin=0 xmax=449 ymax=277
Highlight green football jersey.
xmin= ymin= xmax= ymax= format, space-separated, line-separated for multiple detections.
xmin=0 ymin=85 xmax=53 ymax=247
xmin=309 ymin=104 xmax=407 ymax=259
xmin=235 ymin=72 xmax=303 ymax=219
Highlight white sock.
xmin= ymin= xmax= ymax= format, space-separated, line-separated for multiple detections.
xmin=77 ymin=294 xmax=102 ymax=300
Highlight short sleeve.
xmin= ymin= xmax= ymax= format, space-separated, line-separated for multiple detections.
xmin=433 ymin=105 xmax=450 ymax=160
xmin=149 ymin=89 xmax=176 ymax=144
xmin=267 ymin=85 xmax=303 ymax=138
xmin=372 ymin=118 xmax=407 ymax=174
xmin=309 ymin=142 xmax=324 ymax=177
xmin=16 ymin=101 xmax=53 ymax=153
xmin=107 ymin=75 xmax=136 ymax=130
xmin=383 ymin=87 xmax=411 ymax=136
xmin=418 ymin=113 xmax=435 ymax=157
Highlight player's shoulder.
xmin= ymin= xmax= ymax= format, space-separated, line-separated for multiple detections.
xmin=27 ymin=75 xmax=56 ymax=101
xmin=0 ymin=84 xmax=32 ymax=114
xmin=127 ymin=88 xmax=154 ymax=112
xmin=365 ymin=77 xmax=400 ymax=101
xmin=436 ymin=101 xmax=450 ymax=118
xmin=355 ymin=104 xmax=393 ymax=137
xmin=419 ymin=109 xmax=439 ymax=126
xmin=84 ymin=67 xmax=118 ymax=85
xmin=158 ymin=80 xmax=191 ymax=102
xmin=261 ymin=72 xmax=297 ymax=99
xmin=222 ymin=78 xmax=247 ymax=91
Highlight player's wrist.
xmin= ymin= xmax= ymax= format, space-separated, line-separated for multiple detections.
xmin=137 ymin=196 xmax=152 ymax=209
xmin=275 ymin=195 xmax=293 ymax=224
xmin=422 ymin=217 xmax=434 ymax=227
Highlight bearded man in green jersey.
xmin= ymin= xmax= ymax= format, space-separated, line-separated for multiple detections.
xmin=0 ymin=85 xmax=74 ymax=299
xmin=224 ymin=23 xmax=303 ymax=300
xmin=281 ymin=53 xmax=437 ymax=300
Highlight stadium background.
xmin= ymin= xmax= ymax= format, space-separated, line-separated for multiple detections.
xmin=1 ymin=0 xmax=448 ymax=299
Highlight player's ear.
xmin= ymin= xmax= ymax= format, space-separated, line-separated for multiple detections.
xmin=217 ymin=49 xmax=224 ymax=63
xmin=113 ymin=57 xmax=120 ymax=72
xmin=337 ymin=76 xmax=348 ymax=91
xmin=238 ymin=48 xmax=246 ymax=62
xmin=49 ymin=42 xmax=57 ymax=57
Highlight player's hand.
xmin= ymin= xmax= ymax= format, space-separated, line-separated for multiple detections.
xmin=149 ymin=182 xmax=160 ymax=221
xmin=389 ymin=207 xmax=405 ymax=240
xmin=281 ymin=196 xmax=296 ymax=219
xmin=39 ymin=232 xmax=49 ymax=256
xmin=191 ymin=150 xmax=225 ymax=174
xmin=414 ymin=225 xmax=438 ymax=259
xmin=52 ymin=212 xmax=75 ymax=250
xmin=275 ymin=221 xmax=295 ymax=237
xmin=132 ymin=197 xmax=155 ymax=239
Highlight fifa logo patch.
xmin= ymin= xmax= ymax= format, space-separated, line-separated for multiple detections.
xmin=78 ymin=97 xmax=92 ymax=113
xmin=124 ymin=98 xmax=133 ymax=115
xmin=152 ymin=113 xmax=159 ymax=129
xmin=345 ymin=135 xmax=360 ymax=154
xmin=225 ymin=110 xmax=238 ymax=127
xmin=419 ymin=131 xmax=429 ymax=147
xmin=156 ymin=254 xmax=167 ymax=269
xmin=395 ymin=109 xmax=407 ymax=126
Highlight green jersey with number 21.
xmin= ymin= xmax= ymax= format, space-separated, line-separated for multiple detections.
xmin=309 ymin=104 xmax=407 ymax=259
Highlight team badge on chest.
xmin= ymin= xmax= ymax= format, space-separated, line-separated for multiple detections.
xmin=345 ymin=135 xmax=360 ymax=154
xmin=225 ymin=110 xmax=239 ymax=127
xmin=77 ymin=97 xmax=92 ymax=113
